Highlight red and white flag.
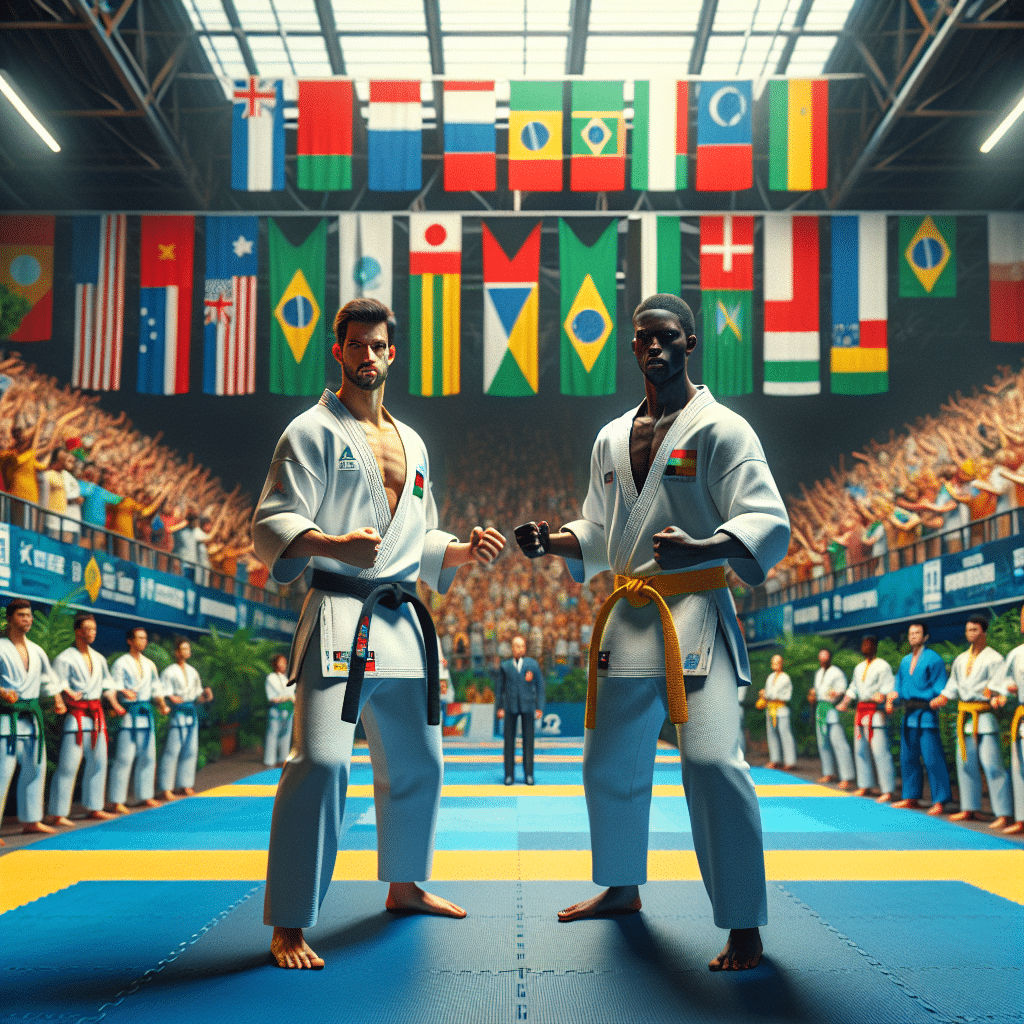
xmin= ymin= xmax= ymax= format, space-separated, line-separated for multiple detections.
xmin=989 ymin=213 xmax=1024 ymax=343
xmin=700 ymin=215 xmax=754 ymax=290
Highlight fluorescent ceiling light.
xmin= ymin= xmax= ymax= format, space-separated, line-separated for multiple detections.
xmin=980 ymin=89 xmax=1024 ymax=153
xmin=0 ymin=71 xmax=59 ymax=153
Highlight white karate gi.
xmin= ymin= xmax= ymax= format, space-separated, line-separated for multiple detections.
xmin=0 ymin=637 xmax=60 ymax=823
xmin=48 ymin=644 xmax=113 ymax=816
xmin=994 ymin=644 xmax=1024 ymax=823
xmin=941 ymin=646 xmax=1010 ymax=815
xmin=562 ymin=388 xmax=789 ymax=929
xmin=158 ymin=662 xmax=204 ymax=792
xmin=762 ymin=670 xmax=796 ymax=767
xmin=253 ymin=389 xmax=458 ymax=929
xmin=848 ymin=657 xmax=896 ymax=794
xmin=813 ymin=664 xmax=854 ymax=781
xmin=263 ymin=670 xmax=294 ymax=767
xmin=107 ymin=653 xmax=164 ymax=804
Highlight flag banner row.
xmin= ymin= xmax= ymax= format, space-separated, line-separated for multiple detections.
xmin=2 ymin=213 xmax=1021 ymax=401
xmin=230 ymin=76 xmax=827 ymax=195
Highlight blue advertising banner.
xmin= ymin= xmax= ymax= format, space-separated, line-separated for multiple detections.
xmin=745 ymin=534 xmax=1024 ymax=644
xmin=0 ymin=523 xmax=296 ymax=642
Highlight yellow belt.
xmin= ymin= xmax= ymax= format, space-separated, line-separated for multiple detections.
xmin=586 ymin=566 xmax=727 ymax=729
xmin=1011 ymin=705 xmax=1024 ymax=744
xmin=756 ymin=698 xmax=787 ymax=727
xmin=956 ymin=700 xmax=992 ymax=763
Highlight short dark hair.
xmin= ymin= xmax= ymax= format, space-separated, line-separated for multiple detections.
xmin=5 ymin=598 xmax=31 ymax=617
xmin=334 ymin=297 xmax=396 ymax=348
xmin=966 ymin=613 xmax=989 ymax=632
xmin=174 ymin=636 xmax=191 ymax=652
xmin=126 ymin=626 xmax=146 ymax=643
xmin=907 ymin=620 xmax=929 ymax=636
xmin=633 ymin=294 xmax=696 ymax=339
xmin=73 ymin=612 xmax=96 ymax=631
xmin=862 ymin=634 xmax=879 ymax=645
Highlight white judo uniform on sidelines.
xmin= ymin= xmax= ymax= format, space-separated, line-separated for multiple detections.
xmin=941 ymin=646 xmax=1010 ymax=816
xmin=995 ymin=644 xmax=1024 ymax=823
xmin=848 ymin=657 xmax=896 ymax=794
xmin=0 ymin=637 xmax=60 ymax=823
xmin=264 ymin=670 xmax=294 ymax=767
xmin=813 ymin=664 xmax=854 ymax=781
xmin=48 ymin=644 xmax=113 ymax=816
xmin=253 ymin=389 xmax=458 ymax=929
xmin=107 ymin=653 xmax=164 ymax=804
xmin=762 ymin=670 xmax=795 ymax=767
xmin=562 ymin=387 xmax=789 ymax=929
xmin=158 ymin=662 xmax=204 ymax=792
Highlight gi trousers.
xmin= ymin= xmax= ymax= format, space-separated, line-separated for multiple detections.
xmin=158 ymin=712 xmax=199 ymax=791
xmin=48 ymin=728 xmax=108 ymax=815
xmin=264 ymin=705 xmax=294 ymax=767
xmin=503 ymin=711 xmax=535 ymax=779
xmin=108 ymin=725 xmax=157 ymax=803
xmin=765 ymin=708 xmax=796 ymax=767
xmin=0 ymin=730 xmax=45 ymax=823
xmin=854 ymin=717 xmax=895 ymax=794
xmin=815 ymin=712 xmax=854 ymax=781
xmin=1010 ymin=728 xmax=1024 ymax=823
xmin=956 ymin=733 xmax=1011 ymax=815
xmin=264 ymin=622 xmax=443 ymax=929
xmin=582 ymin=632 xmax=767 ymax=930
xmin=899 ymin=724 xmax=951 ymax=804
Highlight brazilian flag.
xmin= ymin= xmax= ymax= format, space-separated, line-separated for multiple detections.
xmin=899 ymin=215 xmax=956 ymax=297
xmin=269 ymin=219 xmax=326 ymax=395
xmin=559 ymin=219 xmax=617 ymax=396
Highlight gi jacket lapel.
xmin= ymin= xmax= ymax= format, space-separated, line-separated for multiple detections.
xmin=615 ymin=387 xmax=715 ymax=572
xmin=371 ymin=419 xmax=418 ymax=577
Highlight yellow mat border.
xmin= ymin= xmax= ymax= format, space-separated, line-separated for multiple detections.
xmin=197 ymin=783 xmax=839 ymax=798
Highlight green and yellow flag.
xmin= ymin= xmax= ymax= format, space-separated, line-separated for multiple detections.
xmin=269 ymin=219 xmax=326 ymax=395
xmin=899 ymin=215 xmax=956 ymax=297
xmin=702 ymin=290 xmax=752 ymax=396
xmin=560 ymin=219 xmax=617 ymax=396
xmin=409 ymin=213 xmax=461 ymax=396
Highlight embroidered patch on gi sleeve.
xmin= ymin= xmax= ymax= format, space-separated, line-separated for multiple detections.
xmin=413 ymin=465 xmax=426 ymax=498
xmin=604 ymin=470 xmax=614 ymax=485
xmin=338 ymin=445 xmax=358 ymax=471
xmin=664 ymin=448 xmax=697 ymax=478
xmin=598 ymin=651 xmax=610 ymax=670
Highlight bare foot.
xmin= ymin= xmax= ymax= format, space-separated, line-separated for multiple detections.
xmin=179 ymin=787 xmax=195 ymax=797
xmin=837 ymin=780 xmax=854 ymax=790
xmin=160 ymin=790 xmax=177 ymax=801
xmin=1002 ymin=821 xmax=1024 ymax=835
xmin=817 ymin=775 xmax=836 ymax=784
xmin=709 ymin=927 xmax=763 ymax=971
xmin=0 ymin=836 xmax=6 ymax=846
xmin=892 ymin=798 xmax=919 ymax=809
xmin=927 ymin=803 xmax=945 ymax=816
xmin=86 ymin=809 xmax=115 ymax=820
xmin=875 ymin=793 xmax=894 ymax=804
xmin=853 ymin=787 xmax=870 ymax=797
xmin=764 ymin=763 xmax=778 ymax=770
xmin=106 ymin=802 xmax=130 ymax=815
xmin=44 ymin=815 xmax=75 ymax=827
xmin=140 ymin=798 xmax=161 ymax=808
xmin=385 ymin=882 xmax=467 ymax=917
xmin=989 ymin=816 xmax=1010 ymax=830
xmin=558 ymin=886 xmax=642 ymax=922
xmin=950 ymin=809 xmax=975 ymax=822
xmin=22 ymin=821 xmax=56 ymax=834
xmin=270 ymin=927 xmax=325 ymax=969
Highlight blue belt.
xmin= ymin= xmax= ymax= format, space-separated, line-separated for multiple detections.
xmin=169 ymin=701 xmax=199 ymax=742
xmin=120 ymin=700 xmax=153 ymax=744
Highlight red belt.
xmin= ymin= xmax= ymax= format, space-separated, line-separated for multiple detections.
xmin=65 ymin=697 xmax=106 ymax=748
xmin=855 ymin=701 xmax=879 ymax=741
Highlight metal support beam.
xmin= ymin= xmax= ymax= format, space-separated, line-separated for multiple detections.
xmin=689 ymin=0 xmax=718 ymax=75
xmin=775 ymin=0 xmax=814 ymax=75
xmin=830 ymin=0 xmax=968 ymax=207
xmin=424 ymin=0 xmax=444 ymax=75
xmin=313 ymin=0 xmax=345 ymax=75
xmin=219 ymin=0 xmax=258 ymax=77
xmin=74 ymin=0 xmax=207 ymax=205
xmin=565 ymin=0 xmax=590 ymax=75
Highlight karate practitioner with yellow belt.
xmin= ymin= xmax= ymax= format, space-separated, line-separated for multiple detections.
xmin=516 ymin=294 xmax=789 ymax=972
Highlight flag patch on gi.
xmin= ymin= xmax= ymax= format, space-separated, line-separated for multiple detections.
xmin=413 ymin=468 xmax=425 ymax=498
xmin=604 ymin=471 xmax=614 ymax=485
xmin=598 ymin=651 xmax=610 ymax=670
xmin=664 ymin=448 xmax=697 ymax=477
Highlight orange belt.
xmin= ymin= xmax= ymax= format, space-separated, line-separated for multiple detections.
xmin=956 ymin=700 xmax=993 ymax=763
xmin=756 ymin=698 xmax=787 ymax=727
xmin=1011 ymin=705 xmax=1024 ymax=744
xmin=586 ymin=566 xmax=727 ymax=729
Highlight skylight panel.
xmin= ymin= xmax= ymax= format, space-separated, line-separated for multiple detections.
xmin=443 ymin=36 xmax=526 ymax=77
xmin=525 ymin=35 xmax=568 ymax=76
xmin=234 ymin=0 xmax=277 ymax=32
xmin=527 ymin=0 xmax=571 ymax=31
xmin=804 ymin=0 xmax=858 ymax=31
xmin=786 ymin=33 xmax=838 ymax=75
xmin=750 ymin=0 xmax=801 ymax=32
xmin=584 ymin=35 xmax=692 ymax=79
xmin=287 ymin=35 xmax=333 ymax=76
xmin=269 ymin=0 xmax=323 ymax=31
xmin=247 ymin=34 xmax=294 ymax=76
xmin=440 ymin=0 xmax=522 ymax=32
xmin=200 ymin=35 xmax=249 ymax=98
xmin=712 ymin=0 xmax=759 ymax=32
xmin=701 ymin=33 xmax=750 ymax=76
xmin=185 ymin=0 xmax=231 ymax=32
xmin=332 ymin=1 xmax=425 ymax=32
xmin=339 ymin=34 xmax=432 ymax=78
xmin=589 ymin=0 xmax=699 ymax=32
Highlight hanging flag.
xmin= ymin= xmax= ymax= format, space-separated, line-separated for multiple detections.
xmin=339 ymin=213 xmax=393 ymax=311
xmin=899 ymin=215 xmax=955 ymax=297
xmin=0 ymin=215 xmax=54 ymax=341
xmin=367 ymin=81 xmax=422 ymax=192
xmin=138 ymin=216 xmax=194 ymax=395
xmin=481 ymin=220 xmax=541 ymax=396
xmin=768 ymin=79 xmax=828 ymax=191
xmin=508 ymin=81 xmax=563 ymax=191
xmin=571 ymin=81 xmax=625 ymax=192
xmin=700 ymin=215 xmax=754 ymax=290
xmin=409 ymin=214 xmax=461 ymax=396
xmin=443 ymin=81 xmax=496 ymax=192
xmin=269 ymin=219 xmax=326 ymax=395
xmin=639 ymin=214 xmax=681 ymax=298
xmin=763 ymin=214 xmax=820 ymax=395
xmin=831 ymin=214 xmax=888 ymax=394
xmin=232 ymin=77 xmax=284 ymax=192
xmin=631 ymin=80 xmax=688 ymax=191
xmin=560 ymin=219 xmax=617 ymax=396
xmin=989 ymin=214 xmax=1024 ymax=343
xmin=203 ymin=216 xmax=258 ymax=396
xmin=71 ymin=214 xmax=126 ymax=392
xmin=696 ymin=81 xmax=753 ymax=192
xmin=702 ymin=290 xmax=752 ymax=396
xmin=297 ymin=80 xmax=352 ymax=191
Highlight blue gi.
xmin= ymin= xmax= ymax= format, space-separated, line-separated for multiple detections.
xmin=894 ymin=647 xmax=952 ymax=805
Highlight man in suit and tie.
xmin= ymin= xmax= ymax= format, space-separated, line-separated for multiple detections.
xmin=496 ymin=636 xmax=545 ymax=785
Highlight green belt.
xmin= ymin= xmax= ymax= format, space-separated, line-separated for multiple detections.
xmin=0 ymin=698 xmax=44 ymax=763
xmin=815 ymin=701 xmax=830 ymax=730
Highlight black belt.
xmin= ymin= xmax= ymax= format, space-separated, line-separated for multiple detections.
xmin=310 ymin=569 xmax=440 ymax=727
xmin=902 ymin=699 xmax=932 ymax=711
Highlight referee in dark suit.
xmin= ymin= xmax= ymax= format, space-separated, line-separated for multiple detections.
xmin=495 ymin=636 xmax=545 ymax=785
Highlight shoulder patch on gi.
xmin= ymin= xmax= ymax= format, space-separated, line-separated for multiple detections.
xmin=683 ymin=652 xmax=701 ymax=671
xmin=413 ymin=464 xmax=426 ymax=499
xmin=598 ymin=651 xmax=610 ymax=670
xmin=664 ymin=448 xmax=697 ymax=479
xmin=604 ymin=470 xmax=614 ymax=485
xmin=338 ymin=445 xmax=358 ymax=471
